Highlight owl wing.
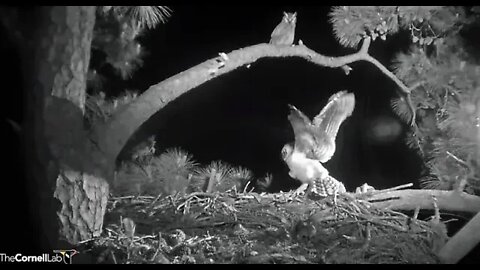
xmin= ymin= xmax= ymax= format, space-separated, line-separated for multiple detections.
xmin=287 ymin=105 xmax=319 ymax=155
xmin=310 ymin=91 xmax=355 ymax=161
xmin=270 ymin=22 xmax=285 ymax=41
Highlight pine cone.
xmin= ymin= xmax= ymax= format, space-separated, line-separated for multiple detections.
xmin=307 ymin=175 xmax=346 ymax=199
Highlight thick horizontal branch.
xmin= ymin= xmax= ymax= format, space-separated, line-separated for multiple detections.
xmin=94 ymin=40 xmax=414 ymax=171
xmin=364 ymin=189 xmax=480 ymax=213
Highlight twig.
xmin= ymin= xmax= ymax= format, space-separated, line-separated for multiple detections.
xmin=347 ymin=218 xmax=408 ymax=232
xmin=148 ymin=193 xmax=163 ymax=208
xmin=444 ymin=151 xmax=470 ymax=193
xmin=413 ymin=206 xmax=420 ymax=220
xmin=355 ymin=183 xmax=413 ymax=199
xmin=446 ymin=151 xmax=469 ymax=168
xmin=243 ymin=180 xmax=253 ymax=193
xmin=362 ymin=222 xmax=372 ymax=250
xmin=184 ymin=191 xmax=218 ymax=200
xmin=111 ymin=195 xmax=156 ymax=201
xmin=150 ymin=232 xmax=163 ymax=262
xmin=431 ymin=195 xmax=441 ymax=222
xmin=110 ymin=250 xmax=117 ymax=264
xmin=185 ymin=235 xmax=215 ymax=247
xmin=375 ymin=183 xmax=414 ymax=193
xmin=78 ymin=238 xmax=95 ymax=244
xmin=206 ymin=169 xmax=217 ymax=193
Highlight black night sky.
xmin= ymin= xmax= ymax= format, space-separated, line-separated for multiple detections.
xmin=1 ymin=5 xmax=430 ymax=254
xmin=119 ymin=5 xmax=423 ymax=192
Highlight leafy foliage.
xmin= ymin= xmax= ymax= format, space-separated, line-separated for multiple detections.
xmin=255 ymin=173 xmax=274 ymax=193
xmin=86 ymin=6 xmax=172 ymax=97
xmin=388 ymin=8 xmax=479 ymax=194
xmin=112 ymin=143 xmax=268 ymax=197
xmin=329 ymin=6 xmax=400 ymax=48
xmin=101 ymin=6 xmax=172 ymax=29
xmin=147 ymin=147 xmax=198 ymax=196
xmin=226 ymin=166 xmax=254 ymax=192
xmin=329 ymin=6 xmax=468 ymax=48
xmin=190 ymin=161 xmax=254 ymax=193
xmin=85 ymin=90 xmax=139 ymax=127
xmin=91 ymin=11 xmax=145 ymax=80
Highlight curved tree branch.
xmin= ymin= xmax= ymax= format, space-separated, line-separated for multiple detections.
xmin=93 ymin=39 xmax=418 ymax=173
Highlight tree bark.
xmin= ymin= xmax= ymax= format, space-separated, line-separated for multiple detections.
xmin=22 ymin=6 xmax=109 ymax=247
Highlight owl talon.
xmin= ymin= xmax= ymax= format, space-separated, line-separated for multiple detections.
xmin=294 ymin=183 xmax=309 ymax=196
xmin=355 ymin=183 xmax=375 ymax=194
xmin=294 ymin=190 xmax=305 ymax=197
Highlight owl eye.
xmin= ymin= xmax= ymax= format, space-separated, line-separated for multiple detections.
xmin=281 ymin=147 xmax=290 ymax=159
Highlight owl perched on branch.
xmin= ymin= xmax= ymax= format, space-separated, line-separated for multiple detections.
xmin=270 ymin=12 xmax=297 ymax=46
xmin=281 ymin=91 xmax=355 ymax=197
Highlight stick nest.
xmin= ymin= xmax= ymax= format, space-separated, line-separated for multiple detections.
xmin=79 ymin=190 xmax=445 ymax=264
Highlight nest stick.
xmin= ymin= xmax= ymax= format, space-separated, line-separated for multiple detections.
xmin=206 ymin=169 xmax=217 ymax=193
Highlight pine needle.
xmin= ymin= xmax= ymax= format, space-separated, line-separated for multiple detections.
xmin=130 ymin=6 xmax=172 ymax=29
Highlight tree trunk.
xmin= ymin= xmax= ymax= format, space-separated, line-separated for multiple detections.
xmin=22 ymin=6 xmax=109 ymax=247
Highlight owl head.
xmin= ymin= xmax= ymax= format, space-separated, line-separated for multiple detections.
xmin=282 ymin=12 xmax=297 ymax=25
xmin=281 ymin=143 xmax=294 ymax=161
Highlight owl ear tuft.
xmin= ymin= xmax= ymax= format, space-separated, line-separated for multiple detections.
xmin=283 ymin=11 xmax=288 ymax=17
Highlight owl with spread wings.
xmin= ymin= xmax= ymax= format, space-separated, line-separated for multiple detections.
xmin=281 ymin=91 xmax=355 ymax=197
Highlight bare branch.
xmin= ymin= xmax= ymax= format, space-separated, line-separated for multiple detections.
xmin=359 ymin=36 xmax=371 ymax=55
xmin=446 ymin=151 xmax=469 ymax=168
